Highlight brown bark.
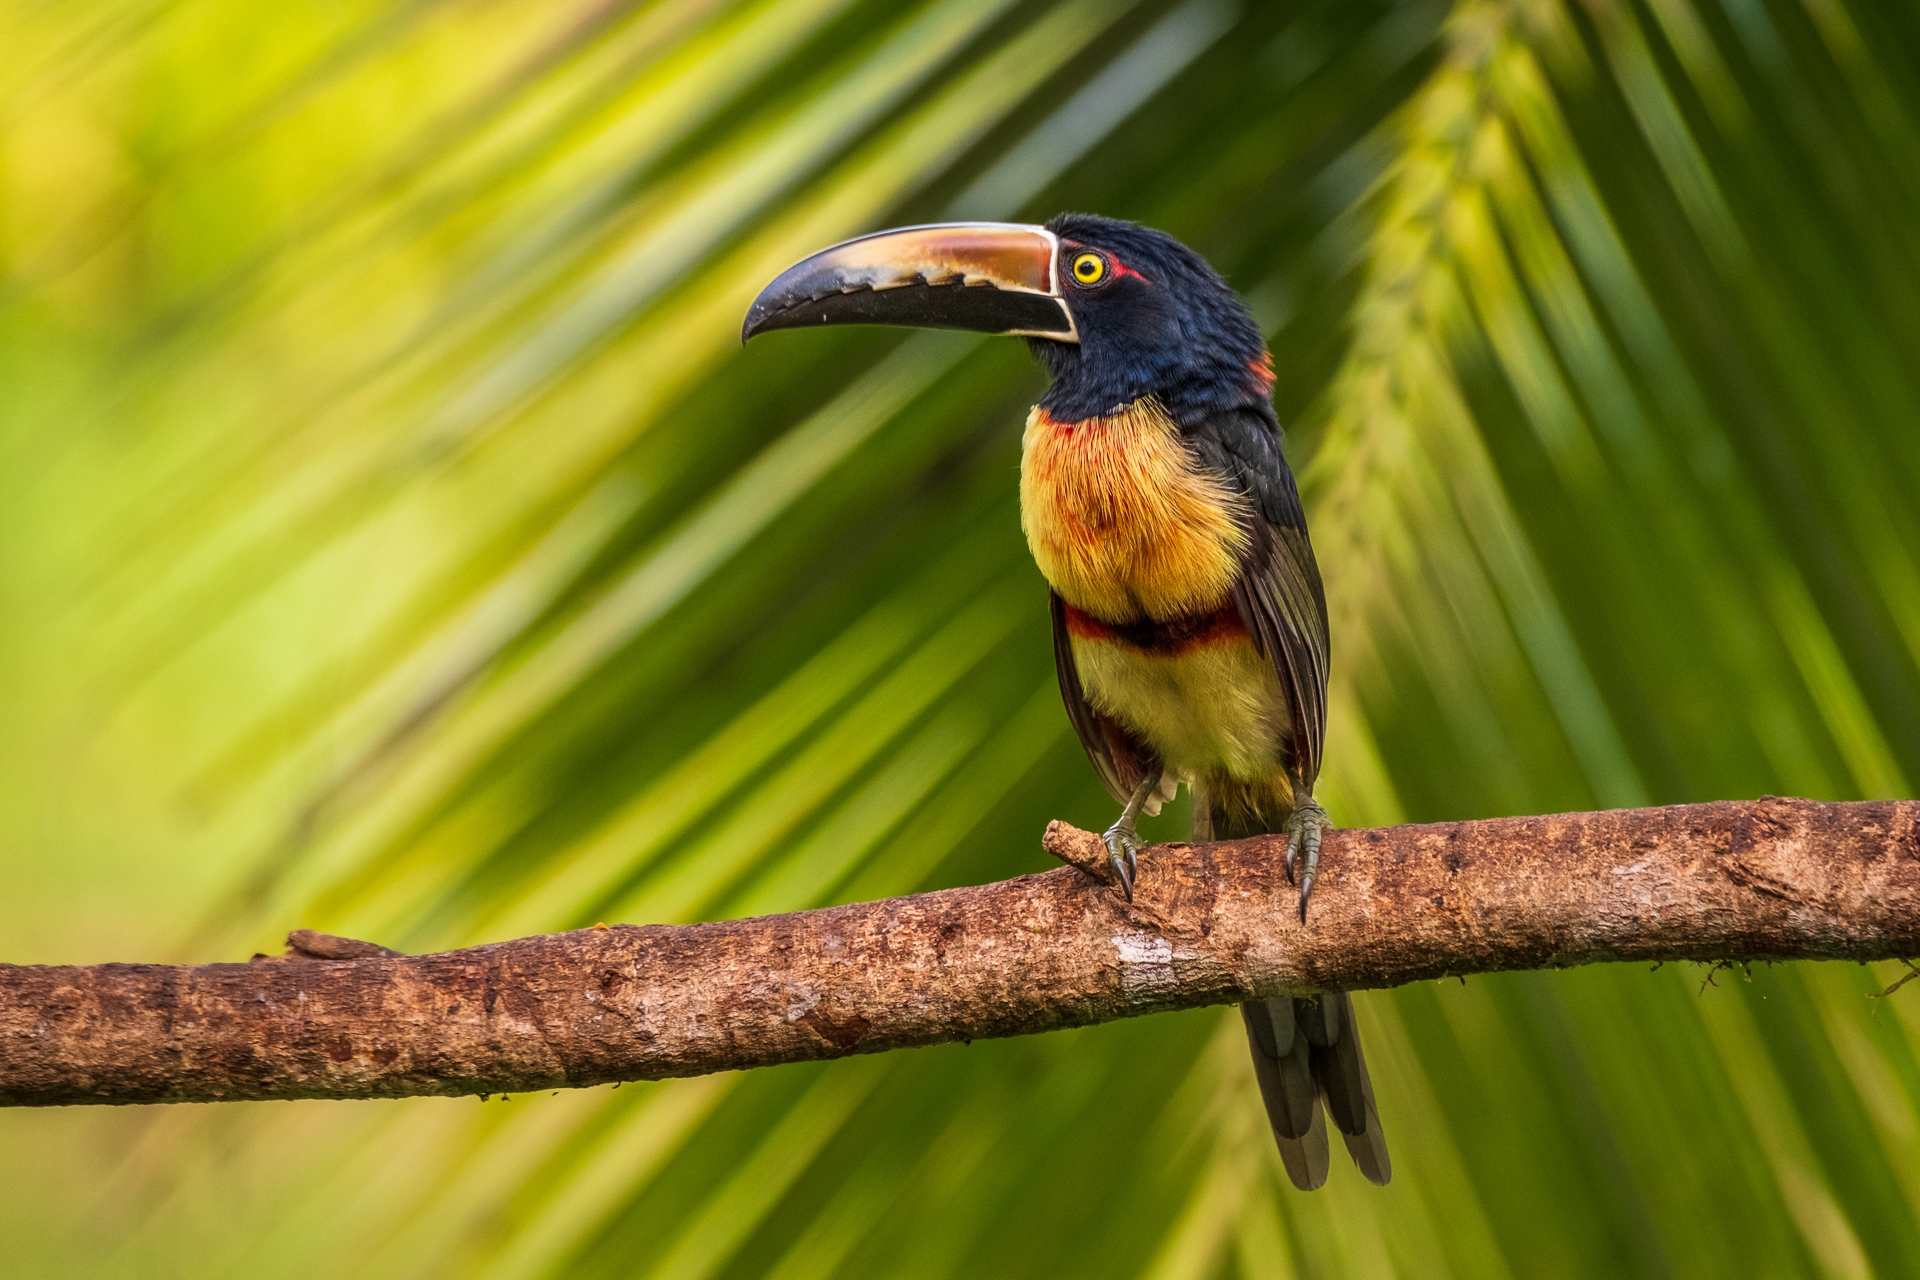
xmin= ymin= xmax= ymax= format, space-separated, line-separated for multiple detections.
xmin=4 ymin=796 xmax=1918 ymax=1107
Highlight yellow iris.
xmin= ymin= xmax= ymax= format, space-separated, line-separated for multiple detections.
xmin=1071 ymin=252 xmax=1106 ymax=285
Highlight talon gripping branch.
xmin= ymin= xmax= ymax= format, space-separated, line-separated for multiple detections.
xmin=745 ymin=216 xmax=1388 ymax=1189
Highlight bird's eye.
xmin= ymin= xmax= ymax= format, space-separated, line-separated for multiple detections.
xmin=1070 ymin=252 xmax=1108 ymax=286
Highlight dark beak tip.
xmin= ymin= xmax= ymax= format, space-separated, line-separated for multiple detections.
xmin=742 ymin=303 xmax=784 ymax=346
xmin=742 ymin=282 xmax=813 ymax=344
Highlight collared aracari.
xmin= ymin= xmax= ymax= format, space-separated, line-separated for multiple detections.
xmin=743 ymin=216 xmax=1389 ymax=1189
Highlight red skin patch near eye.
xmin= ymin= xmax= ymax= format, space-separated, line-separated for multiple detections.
xmin=1063 ymin=600 xmax=1247 ymax=656
xmin=1060 ymin=239 xmax=1147 ymax=284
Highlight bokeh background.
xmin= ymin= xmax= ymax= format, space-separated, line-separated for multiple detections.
xmin=6 ymin=0 xmax=1920 ymax=1273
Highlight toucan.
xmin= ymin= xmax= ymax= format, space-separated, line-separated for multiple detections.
xmin=743 ymin=215 xmax=1389 ymax=1189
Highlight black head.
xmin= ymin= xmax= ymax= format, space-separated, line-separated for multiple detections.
xmin=741 ymin=215 xmax=1272 ymax=427
xmin=1033 ymin=214 xmax=1269 ymax=426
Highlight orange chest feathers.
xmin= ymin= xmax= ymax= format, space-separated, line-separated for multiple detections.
xmin=1019 ymin=401 xmax=1249 ymax=624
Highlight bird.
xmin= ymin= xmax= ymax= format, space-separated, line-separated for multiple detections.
xmin=742 ymin=214 xmax=1389 ymax=1189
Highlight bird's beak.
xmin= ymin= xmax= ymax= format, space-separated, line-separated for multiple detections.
xmin=741 ymin=223 xmax=1078 ymax=344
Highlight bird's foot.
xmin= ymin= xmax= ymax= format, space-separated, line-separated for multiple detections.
xmin=1100 ymin=768 xmax=1163 ymax=902
xmin=1103 ymin=819 xmax=1145 ymax=901
xmin=1284 ymin=795 xmax=1333 ymax=921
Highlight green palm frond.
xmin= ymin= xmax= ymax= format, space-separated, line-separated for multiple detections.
xmin=8 ymin=0 xmax=1920 ymax=1276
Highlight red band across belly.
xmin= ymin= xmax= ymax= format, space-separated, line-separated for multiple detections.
xmin=1063 ymin=600 xmax=1248 ymax=655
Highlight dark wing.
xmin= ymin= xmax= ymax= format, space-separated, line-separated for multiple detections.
xmin=1193 ymin=407 xmax=1385 ymax=1189
xmin=1184 ymin=404 xmax=1330 ymax=787
xmin=1049 ymin=590 xmax=1157 ymax=806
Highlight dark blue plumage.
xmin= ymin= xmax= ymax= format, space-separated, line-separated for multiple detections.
xmin=1031 ymin=213 xmax=1271 ymax=427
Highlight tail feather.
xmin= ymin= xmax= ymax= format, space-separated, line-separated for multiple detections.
xmin=1200 ymin=784 xmax=1390 ymax=1189
xmin=1318 ymin=992 xmax=1391 ymax=1185
xmin=1277 ymin=1086 xmax=1331 ymax=1191
xmin=1309 ymin=993 xmax=1364 ymax=1132
xmin=1240 ymin=999 xmax=1330 ymax=1188
xmin=1336 ymin=1075 xmax=1392 ymax=1184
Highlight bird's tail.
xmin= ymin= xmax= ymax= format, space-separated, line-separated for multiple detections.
xmin=1194 ymin=787 xmax=1391 ymax=1189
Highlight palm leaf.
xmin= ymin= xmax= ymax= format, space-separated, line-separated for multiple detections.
xmin=7 ymin=0 xmax=1920 ymax=1275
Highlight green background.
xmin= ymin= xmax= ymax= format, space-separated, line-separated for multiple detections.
xmin=5 ymin=0 xmax=1920 ymax=1274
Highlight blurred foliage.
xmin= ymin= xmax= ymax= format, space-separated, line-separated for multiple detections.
xmin=5 ymin=0 xmax=1920 ymax=1275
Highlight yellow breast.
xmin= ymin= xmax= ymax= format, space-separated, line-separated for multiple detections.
xmin=1019 ymin=400 xmax=1248 ymax=623
xmin=1069 ymin=631 xmax=1292 ymax=782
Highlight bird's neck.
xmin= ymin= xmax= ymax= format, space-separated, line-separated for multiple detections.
xmin=1029 ymin=339 xmax=1275 ymax=426
xmin=1018 ymin=400 xmax=1249 ymax=625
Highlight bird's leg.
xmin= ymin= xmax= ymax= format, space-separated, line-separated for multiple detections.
xmin=1103 ymin=769 xmax=1162 ymax=901
xmin=1283 ymin=783 xmax=1333 ymax=921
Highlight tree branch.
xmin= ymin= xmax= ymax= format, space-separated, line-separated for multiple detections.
xmin=6 ymin=797 xmax=1918 ymax=1107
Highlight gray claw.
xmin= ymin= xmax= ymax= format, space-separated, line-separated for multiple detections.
xmin=1103 ymin=825 xmax=1143 ymax=901
xmin=1284 ymin=795 xmax=1332 ymax=921
xmin=1100 ymin=770 xmax=1162 ymax=903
